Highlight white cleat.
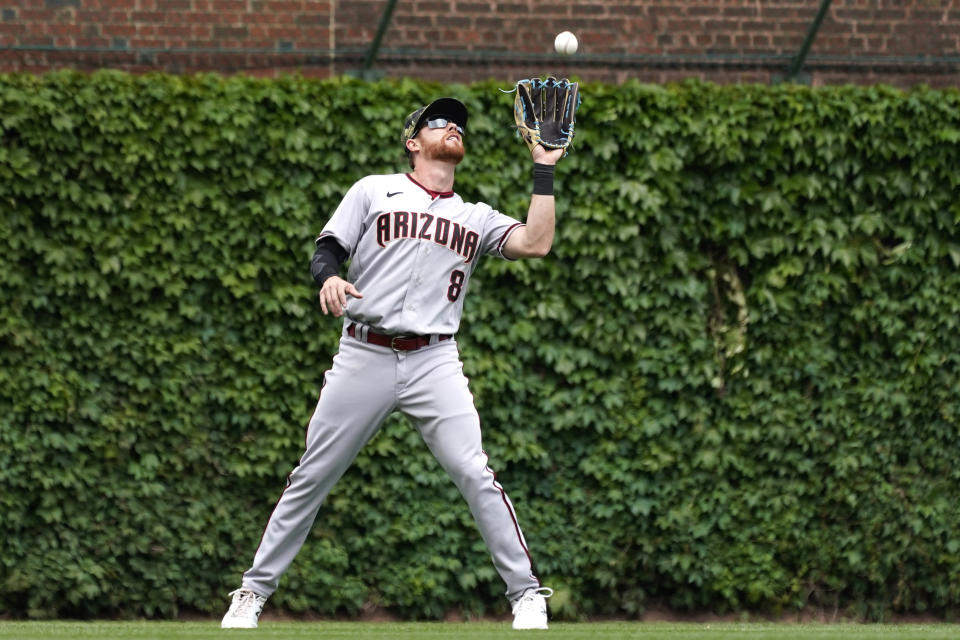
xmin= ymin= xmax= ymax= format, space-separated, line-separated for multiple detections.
xmin=512 ymin=587 xmax=553 ymax=630
xmin=221 ymin=588 xmax=267 ymax=629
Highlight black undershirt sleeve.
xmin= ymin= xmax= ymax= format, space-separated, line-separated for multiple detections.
xmin=310 ymin=236 xmax=349 ymax=287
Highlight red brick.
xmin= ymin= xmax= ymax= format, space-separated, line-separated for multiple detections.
xmin=834 ymin=8 xmax=870 ymax=21
xmin=433 ymin=15 xmax=462 ymax=27
xmin=647 ymin=4 xmax=683 ymax=19
xmin=741 ymin=21 xmax=768 ymax=32
xmin=212 ymin=0 xmax=247 ymax=11
xmin=687 ymin=5 xmax=720 ymax=17
xmin=130 ymin=10 xmax=164 ymax=22
xmin=264 ymin=0 xmax=306 ymax=13
xmin=704 ymin=19 xmax=742 ymax=32
xmin=102 ymin=24 xmax=136 ymax=37
xmin=772 ymin=35 xmax=803 ymax=48
xmin=665 ymin=19 xmax=701 ymax=32
xmin=213 ymin=25 xmax=248 ymax=38
xmin=191 ymin=12 xmax=230 ymax=23
xmin=158 ymin=25 xmax=192 ymax=38
xmin=725 ymin=6 xmax=758 ymax=18
xmin=303 ymin=28 xmax=334 ymax=42
xmin=20 ymin=8 xmax=56 ymax=20
xmin=76 ymin=9 xmax=108 ymax=21
xmin=911 ymin=8 xmax=948 ymax=22
xmin=75 ymin=37 xmax=110 ymax=47
xmin=874 ymin=8 xmax=908 ymax=21
xmin=0 ymin=22 xmax=24 ymax=35
xmin=857 ymin=22 xmax=892 ymax=35
xmin=572 ymin=4 xmax=607 ymax=17
xmin=295 ymin=12 xmax=327 ymax=25
xmin=95 ymin=0 xmax=135 ymax=8
xmin=271 ymin=27 xmax=301 ymax=39
xmin=609 ymin=5 xmax=645 ymax=17
xmin=414 ymin=1 xmax=452 ymax=12
xmin=762 ymin=7 xmax=801 ymax=20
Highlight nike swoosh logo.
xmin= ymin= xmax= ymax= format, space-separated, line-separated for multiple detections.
xmin=387 ymin=191 xmax=402 ymax=197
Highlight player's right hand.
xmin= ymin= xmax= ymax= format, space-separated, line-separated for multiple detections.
xmin=318 ymin=276 xmax=363 ymax=317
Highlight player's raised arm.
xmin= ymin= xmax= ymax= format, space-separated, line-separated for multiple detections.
xmin=501 ymin=77 xmax=580 ymax=261
xmin=502 ymin=146 xmax=563 ymax=259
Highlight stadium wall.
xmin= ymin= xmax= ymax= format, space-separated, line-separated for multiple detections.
xmin=1 ymin=0 xmax=959 ymax=87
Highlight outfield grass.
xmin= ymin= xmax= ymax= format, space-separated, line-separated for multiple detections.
xmin=1 ymin=622 xmax=960 ymax=640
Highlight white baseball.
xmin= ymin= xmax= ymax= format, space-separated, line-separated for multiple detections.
xmin=554 ymin=31 xmax=578 ymax=56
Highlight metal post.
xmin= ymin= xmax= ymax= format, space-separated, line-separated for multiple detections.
xmin=782 ymin=0 xmax=833 ymax=83
xmin=347 ymin=0 xmax=399 ymax=80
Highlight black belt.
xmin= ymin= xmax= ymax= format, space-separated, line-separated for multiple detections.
xmin=347 ymin=323 xmax=452 ymax=352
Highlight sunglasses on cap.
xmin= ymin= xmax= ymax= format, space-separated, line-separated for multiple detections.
xmin=424 ymin=117 xmax=464 ymax=135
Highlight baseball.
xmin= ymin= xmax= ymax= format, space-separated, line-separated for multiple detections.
xmin=554 ymin=31 xmax=578 ymax=56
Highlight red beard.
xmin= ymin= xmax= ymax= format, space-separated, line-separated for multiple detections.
xmin=423 ymin=135 xmax=465 ymax=165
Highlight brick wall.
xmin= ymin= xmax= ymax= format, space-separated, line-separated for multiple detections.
xmin=2 ymin=0 xmax=958 ymax=87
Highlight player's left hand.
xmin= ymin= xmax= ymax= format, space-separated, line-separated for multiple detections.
xmin=532 ymin=144 xmax=564 ymax=165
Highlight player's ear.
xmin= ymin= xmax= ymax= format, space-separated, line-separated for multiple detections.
xmin=405 ymin=138 xmax=420 ymax=154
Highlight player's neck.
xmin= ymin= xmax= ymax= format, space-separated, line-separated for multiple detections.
xmin=410 ymin=161 xmax=455 ymax=194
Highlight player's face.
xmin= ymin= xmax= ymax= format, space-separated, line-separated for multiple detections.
xmin=418 ymin=119 xmax=465 ymax=165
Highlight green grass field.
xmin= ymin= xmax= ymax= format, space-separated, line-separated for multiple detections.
xmin=2 ymin=622 xmax=960 ymax=640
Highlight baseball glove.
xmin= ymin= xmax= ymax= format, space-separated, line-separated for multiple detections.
xmin=512 ymin=76 xmax=580 ymax=153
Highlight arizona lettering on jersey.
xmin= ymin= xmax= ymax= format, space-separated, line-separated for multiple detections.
xmin=316 ymin=172 xmax=523 ymax=336
xmin=375 ymin=210 xmax=480 ymax=263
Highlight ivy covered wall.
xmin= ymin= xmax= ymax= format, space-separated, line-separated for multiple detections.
xmin=1 ymin=71 xmax=958 ymax=620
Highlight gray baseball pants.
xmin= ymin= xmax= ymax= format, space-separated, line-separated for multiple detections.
xmin=241 ymin=327 xmax=540 ymax=602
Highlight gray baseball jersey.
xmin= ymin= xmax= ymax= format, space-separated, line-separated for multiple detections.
xmin=317 ymin=173 xmax=524 ymax=335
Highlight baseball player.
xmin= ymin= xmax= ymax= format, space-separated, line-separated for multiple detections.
xmin=222 ymin=96 xmax=563 ymax=630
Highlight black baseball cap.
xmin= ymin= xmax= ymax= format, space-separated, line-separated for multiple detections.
xmin=400 ymin=97 xmax=469 ymax=150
